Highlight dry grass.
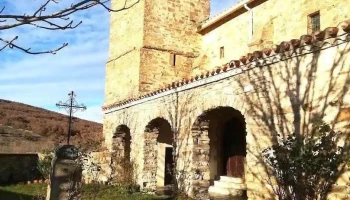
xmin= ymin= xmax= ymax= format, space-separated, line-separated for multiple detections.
xmin=0 ymin=141 xmax=55 ymax=153
xmin=0 ymin=99 xmax=103 ymax=153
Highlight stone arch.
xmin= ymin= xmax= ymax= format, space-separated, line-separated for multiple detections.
xmin=112 ymin=124 xmax=131 ymax=160
xmin=190 ymin=106 xmax=247 ymax=198
xmin=142 ymin=117 xmax=173 ymax=191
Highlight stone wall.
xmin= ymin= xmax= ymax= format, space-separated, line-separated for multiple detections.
xmin=81 ymin=151 xmax=112 ymax=184
xmin=105 ymin=0 xmax=210 ymax=104
xmin=105 ymin=50 xmax=141 ymax=109
xmin=0 ymin=154 xmax=41 ymax=185
xmin=142 ymin=131 xmax=158 ymax=191
xmin=103 ymin=24 xmax=350 ymax=199
xmin=143 ymin=0 xmax=209 ymax=52
xmin=105 ymin=0 xmax=144 ymax=104
xmin=140 ymin=0 xmax=209 ymax=94
xmin=195 ymin=0 xmax=350 ymax=73
xmin=139 ymin=48 xmax=194 ymax=93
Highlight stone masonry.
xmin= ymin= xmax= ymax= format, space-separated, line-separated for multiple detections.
xmin=105 ymin=0 xmax=210 ymax=104
xmin=142 ymin=131 xmax=158 ymax=191
xmin=103 ymin=0 xmax=350 ymax=199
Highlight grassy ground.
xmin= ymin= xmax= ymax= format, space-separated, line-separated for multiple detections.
xmin=0 ymin=183 xmax=168 ymax=200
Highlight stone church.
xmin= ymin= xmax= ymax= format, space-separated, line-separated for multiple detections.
xmin=101 ymin=0 xmax=350 ymax=199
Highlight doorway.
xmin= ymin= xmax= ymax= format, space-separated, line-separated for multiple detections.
xmin=222 ymin=117 xmax=246 ymax=178
xmin=164 ymin=147 xmax=173 ymax=185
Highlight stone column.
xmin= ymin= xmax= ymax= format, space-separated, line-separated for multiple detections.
xmin=142 ymin=130 xmax=158 ymax=192
xmin=47 ymin=145 xmax=82 ymax=200
xmin=110 ymin=129 xmax=128 ymax=184
xmin=191 ymin=121 xmax=210 ymax=199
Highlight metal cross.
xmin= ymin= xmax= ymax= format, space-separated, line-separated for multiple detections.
xmin=56 ymin=91 xmax=86 ymax=145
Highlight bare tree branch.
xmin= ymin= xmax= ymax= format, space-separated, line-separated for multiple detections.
xmin=30 ymin=19 xmax=82 ymax=30
xmin=0 ymin=0 xmax=140 ymax=54
xmin=96 ymin=0 xmax=140 ymax=12
xmin=33 ymin=0 xmax=53 ymax=17
xmin=0 ymin=36 xmax=17 ymax=51
xmin=0 ymin=37 xmax=68 ymax=54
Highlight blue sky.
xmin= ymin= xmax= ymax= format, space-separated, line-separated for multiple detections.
xmin=0 ymin=0 xmax=237 ymax=123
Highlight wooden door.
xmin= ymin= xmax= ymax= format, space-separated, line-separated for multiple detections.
xmin=226 ymin=156 xmax=245 ymax=177
xmin=222 ymin=118 xmax=246 ymax=178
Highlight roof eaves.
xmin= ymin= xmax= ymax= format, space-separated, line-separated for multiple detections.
xmin=197 ymin=0 xmax=257 ymax=34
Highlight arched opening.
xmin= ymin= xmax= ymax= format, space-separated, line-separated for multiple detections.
xmin=112 ymin=125 xmax=131 ymax=161
xmin=191 ymin=107 xmax=247 ymax=198
xmin=143 ymin=118 xmax=173 ymax=190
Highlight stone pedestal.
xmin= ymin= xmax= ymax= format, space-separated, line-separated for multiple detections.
xmin=47 ymin=145 xmax=82 ymax=200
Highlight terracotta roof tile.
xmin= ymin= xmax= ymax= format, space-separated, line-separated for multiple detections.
xmin=315 ymin=30 xmax=325 ymax=41
xmin=341 ymin=20 xmax=350 ymax=32
xmin=263 ymin=48 xmax=272 ymax=56
xmin=290 ymin=39 xmax=300 ymax=48
xmin=102 ymin=19 xmax=350 ymax=111
xmin=326 ymin=27 xmax=339 ymax=38
xmin=300 ymin=34 xmax=313 ymax=45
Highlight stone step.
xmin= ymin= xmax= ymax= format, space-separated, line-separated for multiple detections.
xmin=210 ymin=194 xmax=247 ymax=200
xmin=214 ymin=181 xmax=247 ymax=190
xmin=209 ymin=186 xmax=246 ymax=197
xmin=331 ymin=185 xmax=348 ymax=193
xmin=220 ymin=176 xmax=244 ymax=184
xmin=327 ymin=192 xmax=350 ymax=200
xmin=209 ymin=186 xmax=230 ymax=196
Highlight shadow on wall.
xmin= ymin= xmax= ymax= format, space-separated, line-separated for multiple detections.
xmin=0 ymin=190 xmax=38 ymax=200
xmin=236 ymin=29 xmax=350 ymax=198
xmin=0 ymin=154 xmax=42 ymax=186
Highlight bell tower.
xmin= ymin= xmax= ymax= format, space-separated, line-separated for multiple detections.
xmin=104 ymin=0 xmax=210 ymax=105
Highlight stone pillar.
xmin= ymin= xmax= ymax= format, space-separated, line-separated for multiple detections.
xmin=142 ymin=130 xmax=158 ymax=192
xmin=47 ymin=145 xmax=82 ymax=200
xmin=191 ymin=121 xmax=210 ymax=199
xmin=110 ymin=128 xmax=129 ymax=184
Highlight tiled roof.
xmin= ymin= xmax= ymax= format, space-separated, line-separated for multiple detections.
xmin=103 ymin=19 xmax=350 ymax=111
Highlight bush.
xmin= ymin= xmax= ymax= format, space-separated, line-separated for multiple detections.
xmin=109 ymin=154 xmax=140 ymax=194
xmin=37 ymin=149 xmax=54 ymax=180
xmin=262 ymin=122 xmax=349 ymax=200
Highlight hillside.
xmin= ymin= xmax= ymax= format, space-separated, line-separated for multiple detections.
xmin=0 ymin=99 xmax=103 ymax=153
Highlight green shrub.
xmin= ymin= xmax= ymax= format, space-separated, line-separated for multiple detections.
xmin=262 ymin=122 xmax=349 ymax=200
xmin=37 ymin=149 xmax=54 ymax=180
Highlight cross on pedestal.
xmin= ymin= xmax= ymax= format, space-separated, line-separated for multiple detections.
xmin=56 ymin=91 xmax=86 ymax=145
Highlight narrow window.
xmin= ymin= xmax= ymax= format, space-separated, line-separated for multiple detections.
xmin=308 ymin=11 xmax=320 ymax=34
xmin=220 ymin=46 xmax=224 ymax=59
xmin=170 ymin=53 xmax=176 ymax=66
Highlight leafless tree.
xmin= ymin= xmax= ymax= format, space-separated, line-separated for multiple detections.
xmin=0 ymin=0 xmax=139 ymax=54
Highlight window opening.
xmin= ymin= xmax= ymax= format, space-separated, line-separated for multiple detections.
xmin=220 ymin=46 xmax=225 ymax=59
xmin=308 ymin=11 xmax=320 ymax=34
xmin=170 ymin=53 xmax=176 ymax=66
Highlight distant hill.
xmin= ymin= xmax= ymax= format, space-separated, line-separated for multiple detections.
xmin=0 ymin=99 xmax=103 ymax=153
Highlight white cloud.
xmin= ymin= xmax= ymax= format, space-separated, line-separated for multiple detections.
xmin=0 ymin=0 xmax=109 ymax=123
xmin=0 ymin=42 xmax=108 ymax=81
